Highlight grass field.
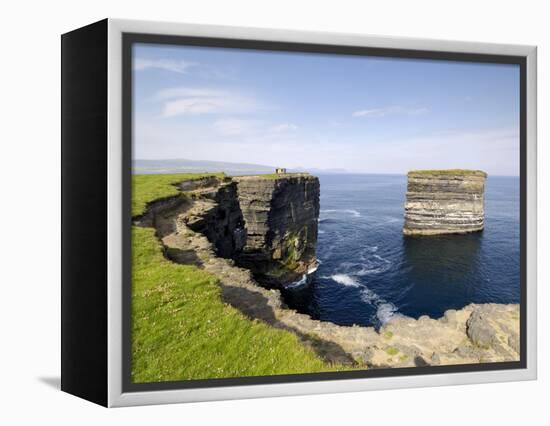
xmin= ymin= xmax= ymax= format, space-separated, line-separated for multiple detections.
xmin=132 ymin=173 xmax=341 ymax=383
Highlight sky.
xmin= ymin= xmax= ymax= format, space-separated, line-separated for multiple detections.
xmin=133 ymin=43 xmax=520 ymax=176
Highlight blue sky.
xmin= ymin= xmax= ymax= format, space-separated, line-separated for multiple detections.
xmin=133 ymin=43 xmax=520 ymax=176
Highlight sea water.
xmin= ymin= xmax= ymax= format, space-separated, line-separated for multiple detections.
xmin=282 ymin=174 xmax=520 ymax=328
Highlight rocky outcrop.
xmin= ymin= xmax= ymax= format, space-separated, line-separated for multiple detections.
xmin=135 ymin=174 xmax=520 ymax=369
xmin=138 ymin=174 xmax=320 ymax=288
xmin=234 ymin=174 xmax=319 ymax=286
xmin=404 ymin=170 xmax=487 ymax=236
xmin=181 ymin=179 xmax=247 ymax=258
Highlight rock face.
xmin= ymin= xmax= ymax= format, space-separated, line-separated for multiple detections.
xmin=142 ymin=174 xmax=320 ymax=288
xmin=234 ymin=174 xmax=320 ymax=286
xmin=404 ymin=170 xmax=487 ymax=236
xmin=181 ymin=178 xmax=247 ymax=259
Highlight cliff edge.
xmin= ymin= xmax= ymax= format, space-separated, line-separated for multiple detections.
xmin=404 ymin=169 xmax=487 ymax=236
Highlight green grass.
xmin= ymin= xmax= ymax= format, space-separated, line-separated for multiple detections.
xmin=385 ymin=347 xmax=399 ymax=356
xmin=132 ymin=172 xmax=224 ymax=217
xmin=408 ymin=169 xmax=487 ymax=177
xmin=254 ymin=173 xmax=282 ymax=180
xmin=237 ymin=172 xmax=310 ymax=180
xmin=132 ymin=173 xmax=343 ymax=383
xmin=383 ymin=331 xmax=394 ymax=340
xmin=132 ymin=226 xmax=341 ymax=382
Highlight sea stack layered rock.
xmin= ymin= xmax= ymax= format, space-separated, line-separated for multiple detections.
xmin=404 ymin=170 xmax=487 ymax=236
xmin=234 ymin=174 xmax=320 ymax=287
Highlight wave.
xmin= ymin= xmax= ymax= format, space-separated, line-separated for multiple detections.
xmin=307 ymin=264 xmax=319 ymax=274
xmin=358 ymin=255 xmax=392 ymax=275
xmin=337 ymin=253 xmax=392 ymax=277
xmin=330 ymin=273 xmax=360 ymax=287
xmin=376 ymin=303 xmax=398 ymax=323
xmin=329 ymin=273 xmax=398 ymax=325
xmin=321 ymin=209 xmax=361 ymax=218
xmin=318 ymin=218 xmax=339 ymax=224
xmin=287 ymin=262 xmax=320 ymax=289
xmin=359 ymin=286 xmax=378 ymax=303
xmin=286 ymin=274 xmax=308 ymax=289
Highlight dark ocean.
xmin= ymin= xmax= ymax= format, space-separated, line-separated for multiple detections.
xmin=282 ymin=174 xmax=520 ymax=328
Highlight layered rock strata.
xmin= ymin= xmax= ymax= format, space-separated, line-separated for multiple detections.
xmin=135 ymin=175 xmax=520 ymax=368
xmin=404 ymin=170 xmax=487 ymax=236
xmin=234 ymin=175 xmax=320 ymax=286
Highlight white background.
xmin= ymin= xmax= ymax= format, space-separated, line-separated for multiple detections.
xmin=0 ymin=0 xmax=546 ymax=424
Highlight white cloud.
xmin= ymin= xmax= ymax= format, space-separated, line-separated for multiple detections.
xmin=269 ymin=123 xmax=299 ymax=133
xmin=213 ymin=120 xmax=299 ymax=137
xmin=155 ymin=87 xmax=260 ymax=117
xmin=163 ymin=98 xmax=226 ymax=116
xmin=213 ymin=119 xmax=261 ymax=136
xmin=352 ymin=106 xmax=428 ymax=118
xmin=134 ymin=58 xmax=196 ymax=74
xmin=135 ymin=118 xmax=518 ymax=176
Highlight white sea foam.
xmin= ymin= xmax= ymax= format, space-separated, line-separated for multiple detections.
xmin=286 ymin=274 xmax=307 ymax=289
xmin=307 ymin=264 xmax=319 ymax=274
xmin=359 ymin=287 xmax=378 ymax=303
xmin=339 ymin=253 xmax=392 ymax=276
xmin=321 ymin=209 xmax=361 ymax=218
xmin=376 ymin=303 xmax=398 ymax=324
xmin=330 ymin=274 xmax=360 ymax=287
xmin=328 ymin=268 xmax=399 ymax=325
xmin=356 ymin=263 xmax=391 ymax=276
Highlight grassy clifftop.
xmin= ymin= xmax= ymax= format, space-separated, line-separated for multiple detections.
xmin=132 ymin=172 xmax=224 ymax=217
xmin=132 ymin=173 xmax=339 ymax=383
xmin=408 ymin=169 xmax=487 ymax=177
xmin=235 ymin=172 xmax=313 ymax=180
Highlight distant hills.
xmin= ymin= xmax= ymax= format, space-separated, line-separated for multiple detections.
xmin=133 ymin=159 xmax=348 ymax=176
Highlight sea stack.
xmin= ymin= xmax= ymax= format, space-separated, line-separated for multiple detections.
xmin=403 ymin=169 xmax=487 ymax=236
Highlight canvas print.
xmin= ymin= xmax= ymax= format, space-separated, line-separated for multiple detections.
xmin=130 ymin=43 xmax=521 ymax=384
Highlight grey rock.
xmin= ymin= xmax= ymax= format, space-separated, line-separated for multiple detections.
xmin=234 ymin=174 xmax=320 ymax=287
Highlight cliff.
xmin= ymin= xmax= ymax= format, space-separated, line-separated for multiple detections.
xmin=142 ymin=173 xmax=320 ymax=288
xmin=404 ymin=169 xmax=487 ymax=236
xmin=234 ymin=174 xmax=320 ymax=286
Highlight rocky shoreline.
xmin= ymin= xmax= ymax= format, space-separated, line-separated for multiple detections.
xmin=134 ymin=175 xmax=519 ymax=368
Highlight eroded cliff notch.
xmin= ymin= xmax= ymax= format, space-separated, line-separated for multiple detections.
xmin=403 ymin=169 xmax=487 ymax=236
